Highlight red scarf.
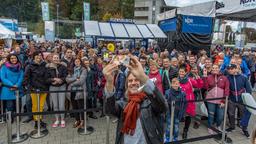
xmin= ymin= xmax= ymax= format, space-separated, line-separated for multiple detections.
xmin=121 ymin=92 xmax=146 ymax=135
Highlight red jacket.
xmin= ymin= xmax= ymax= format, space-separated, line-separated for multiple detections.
xmin=180 ymin=78 xmax=204 ymax=116
xmin=203 ymin=74 xmax=230 ymax=104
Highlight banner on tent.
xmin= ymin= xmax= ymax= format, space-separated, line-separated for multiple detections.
xmin=159 ymin=18 xmax=177 ymax=32
xmin=182 ymin=15 xmax=213 ymax=34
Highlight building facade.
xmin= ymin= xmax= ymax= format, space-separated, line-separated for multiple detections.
xmin=134 ymin=0 xmax=165 ymax=24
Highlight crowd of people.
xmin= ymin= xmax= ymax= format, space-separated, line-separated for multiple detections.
xmin=0 ymin=40 xmax=256 ymax=143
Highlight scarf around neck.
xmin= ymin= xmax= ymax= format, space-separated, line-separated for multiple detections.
xmin=122 ymin=92 xmax=147 ymax=135
xmin=5 ymin=62 xmax=21 ymax=72
xmin=179 ymin=75 xmax=189 ymax=84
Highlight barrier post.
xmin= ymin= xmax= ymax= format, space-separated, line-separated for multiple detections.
xmin=0 ymin=101 xmax=4 ymax=123
xmin=78 ymin=89 xmax=94 ymax=135
xmin=11 ymin=90 xmax=28 ymax=143
xmin=169 ymin=100 xmax=175 ymax=141
xmin=106 ymin=116 xmax=110 ymax=144
xmin=104 ymin=94 xmax=110 ymax=144
xmin=30 ymin=89 xmax=48 ymax=139
xmin=6 ymin=111 xmax=12 ymax=144
xmin=221 ymin=96 xmax=229 ymax=144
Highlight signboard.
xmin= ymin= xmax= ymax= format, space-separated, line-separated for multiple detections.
xmin=45 ymin=21 xmax=55 ymax=41
xmin=0 ymin=18 xmax=18 ymax=32
xmin=109 ymin=18 xmax=134 ymax=23
xmin=83 ymin=2 xmax=90 ymax=20
xmin=182 ymin=15 xmax=213 ymax=34
xmin=41 ymin=2 xmax=50 ymax=21
xmin=159 ymin=18 xmax=177 ymax=32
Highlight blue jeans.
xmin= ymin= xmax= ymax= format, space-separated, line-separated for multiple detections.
xmin=173 ymin=118 xmax=180 ymax=140
xmin=207 ymin=102 xmax=224 ymax=128
xmin=165 ymin=111 xmax=180 ymax=142
xmin=240 ymin=108 xmax=251 ymax=129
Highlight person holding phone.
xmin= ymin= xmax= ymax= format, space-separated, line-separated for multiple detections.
xmin=203 ymin=64 xmax=230 ymax=134
xmin=103 ymin=56 xmax=167 ymax=144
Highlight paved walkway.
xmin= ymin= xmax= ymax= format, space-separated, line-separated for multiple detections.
xmin=0 ymin=112 xmax=254 ymax=144
xmin=0 ymin=93 xmax=255 ymax=144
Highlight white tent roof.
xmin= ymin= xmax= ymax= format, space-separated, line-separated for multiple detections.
xmin=0 ymin=23 xmax=15 ymax=39
xmin=158 ymin=1 xmax=217 ymax=21
xmin=216 ymin=0 xmax=256 ymax=22
xmin=84 ymin=21 xmax=167 ymax=39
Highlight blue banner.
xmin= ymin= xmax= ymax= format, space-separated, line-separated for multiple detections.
xmin=182 ymin=15 xmax=212 ymax=34
xmin=159 ymin=18 xmax=176 ymax=32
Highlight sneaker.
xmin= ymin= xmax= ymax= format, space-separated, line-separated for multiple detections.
xmin=52 ymin=120 xmax=60 ymax=128
xmin=208 ymin=128 xmax=215 ymax=135
xmin=60 ymin=120 xmax=65 ymax=128
xmin=226 ymin=127 xmax=235 ymax=133
xmin=242 ymin=130 xmax=250 ymax=138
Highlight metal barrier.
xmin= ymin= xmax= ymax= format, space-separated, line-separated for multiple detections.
xmin=0 ymin=101 xmax=4 ymax=123
xmin=1 ymin=89 xmax=97 ymax=144
xmin=1 ymin=90 xmax=255 ymax=144
xmin=12 ymin=91 xmax=29 ymax=142
xmin=77 ymin=89 xmax=94 ymax=135
xmin=30 ymin=90 xmax=49 ymax=139
xmin=166 ymin=97 xmax=231 ymax=144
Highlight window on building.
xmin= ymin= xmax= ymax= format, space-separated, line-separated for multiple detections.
xmin=134 ymin=7 xmax=149 ymax=11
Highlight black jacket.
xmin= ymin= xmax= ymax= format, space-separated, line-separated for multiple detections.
xmin=46 ymin=62 xmax=68 ymax=86
xmin=23 ymin=61 xmax=49 ymax=91
xmin=104 ymin=84 xmax=168 ymax=144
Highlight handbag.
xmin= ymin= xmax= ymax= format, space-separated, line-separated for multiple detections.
xmin=188 ymin=79 xmax=208 ymax=117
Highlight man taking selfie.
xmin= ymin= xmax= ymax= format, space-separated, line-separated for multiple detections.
xmin=103 ymin=56 xmax=168 ymax=144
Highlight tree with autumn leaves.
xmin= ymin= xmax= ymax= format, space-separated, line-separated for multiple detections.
xmin=0 ymin=0 xmax=134 ymax=38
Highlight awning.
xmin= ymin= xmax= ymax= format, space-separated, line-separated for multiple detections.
xmin=0 ymin=23 xmax=15 ymax=39
xmin=84 ymin=21 xmax=167 ymax=39
xmin=216 ymin=0 xmax=256 ymax=22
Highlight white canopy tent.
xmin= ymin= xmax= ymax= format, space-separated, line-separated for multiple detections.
xmin=84 ymin=21 xmax=167 ymax=39
xmin=0 ymin=23 xmax=15 ymax=39
xmin=216 ymin=0 xmax=256 ymax=22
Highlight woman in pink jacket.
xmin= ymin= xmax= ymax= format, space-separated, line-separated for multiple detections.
xmin=203 ymin=64 xmax=230 ymax=134
xmin=178 ymin=65 xmax=204 ymax=139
